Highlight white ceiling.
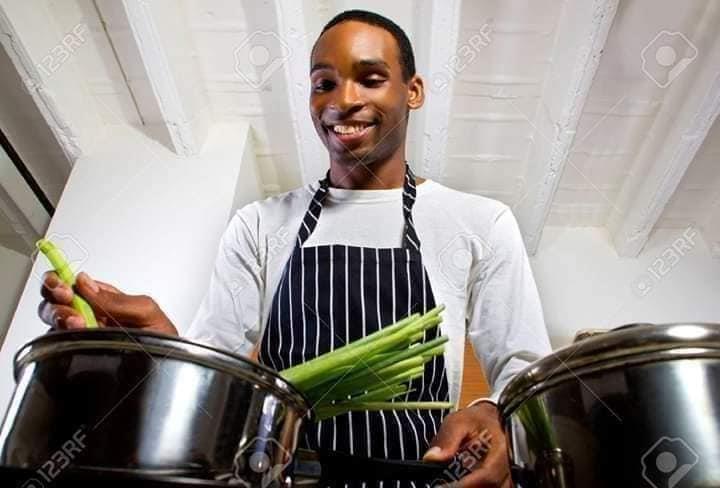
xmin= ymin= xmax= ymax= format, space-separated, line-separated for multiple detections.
xmin=0 ymin=0 xmax=718 ymax=257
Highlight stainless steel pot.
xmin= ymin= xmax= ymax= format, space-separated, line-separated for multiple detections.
xmin=499 ymin=322 xmax=720 ymax=488
xmin=0 ymin=330 xmax=448 ymax=487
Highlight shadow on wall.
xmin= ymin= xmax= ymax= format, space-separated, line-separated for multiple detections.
xmin=0 ymin=246 xmax=32 ymax=347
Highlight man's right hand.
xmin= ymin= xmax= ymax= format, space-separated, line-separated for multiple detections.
xmin=38 ymin=271 xmax=178 ymax=336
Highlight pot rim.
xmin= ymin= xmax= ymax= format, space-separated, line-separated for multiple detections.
xmin=14 ymin=329 xmax=310 ymax=414
xmin=498 ymin=322 xmax=720 ymax=416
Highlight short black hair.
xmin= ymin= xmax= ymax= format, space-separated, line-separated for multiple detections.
xmin=314 ymin=9 xmax=416 ymax=82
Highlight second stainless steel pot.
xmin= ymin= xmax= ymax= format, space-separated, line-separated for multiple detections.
xmin=499 ymin=322 xmax=720 ymax=488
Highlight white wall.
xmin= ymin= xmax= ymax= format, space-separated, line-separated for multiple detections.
xmin=0 ymin=122 xmax=261 ymax=412
xmin=0 ymin=245 xmax=30 ymax=345
xmin=532 ymin=226 xmax=720 ymax=347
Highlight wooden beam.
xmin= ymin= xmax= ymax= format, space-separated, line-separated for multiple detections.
xmin=514 ymin=0 xmax=619 ymax=255
xmin=95 ymin=0 xmax=209 ymax=156
xmin=609 ymin=2 xmax=720 ymax=257
xmin=412 ymin=0 xmax=463 ymax=180
xmin=0 ymin=0 xmax=103 ymax=162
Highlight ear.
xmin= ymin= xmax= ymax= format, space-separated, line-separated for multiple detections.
xmin=407 ymin=74 xmax=425 ymax=111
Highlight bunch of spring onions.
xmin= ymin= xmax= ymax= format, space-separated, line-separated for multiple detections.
xmin=280 ymin=306 xmax=455 ymax=421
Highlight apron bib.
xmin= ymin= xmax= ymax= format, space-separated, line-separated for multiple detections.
xmin=259 ymin=165 xmax=450 ymax=485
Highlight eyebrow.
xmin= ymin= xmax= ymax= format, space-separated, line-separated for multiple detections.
xmin=357 ymin=58 xmax=391 ymax=70
xmin=310 ymin=62 xmax=334 ymax=74
xmin=310 ymin=58 xmax=391 ymax=74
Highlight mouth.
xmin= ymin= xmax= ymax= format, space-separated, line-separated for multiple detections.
xmin=324 ymin=121 xmax=378 ymax=147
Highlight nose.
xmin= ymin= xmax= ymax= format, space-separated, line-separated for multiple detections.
xmin=333 ymin=80 xmax=363 ymax=115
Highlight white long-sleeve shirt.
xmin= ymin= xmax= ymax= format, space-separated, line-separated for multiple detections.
xmin=186 ymin=179 xmax=552 ymax=404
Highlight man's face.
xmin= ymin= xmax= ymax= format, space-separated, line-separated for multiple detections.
xmin=310 ymin=21 xmax=423 ymax=166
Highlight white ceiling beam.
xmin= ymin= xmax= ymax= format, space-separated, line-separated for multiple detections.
xmin=514 ymin=0 xmax=619 ymax=255
xmin=274 ymin=0 xmax=327 ymax=184
xmin=412 ymin=0 xmax=463 ymax=180
xmin=609 ymin=3 xmax=720 ymax=257
xmin=0 ymin=0 xmax=103 ymax=162
xmin=95 ymin=0 xmax=209 ymax=156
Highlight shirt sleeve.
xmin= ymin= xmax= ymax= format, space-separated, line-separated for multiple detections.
xmin=185 ymin=205 xmax=264 ymax=356
xmin=466 ymin=205 xmax=552 ymax=403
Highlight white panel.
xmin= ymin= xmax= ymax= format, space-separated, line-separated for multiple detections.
xmin=0 ymin=123 xmax=258 ymax=412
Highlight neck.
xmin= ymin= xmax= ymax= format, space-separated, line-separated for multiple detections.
xmin=328 ymin=144 xmax=421 ymax=190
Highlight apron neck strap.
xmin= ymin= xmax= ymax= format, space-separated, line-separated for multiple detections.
xmin=296 ymin=163 xmax=421 ymax=250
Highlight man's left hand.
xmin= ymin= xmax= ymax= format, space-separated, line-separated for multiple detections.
xmin=423 ymin=402 xmax=512 ymax=487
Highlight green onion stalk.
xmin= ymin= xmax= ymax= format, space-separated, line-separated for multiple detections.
xmin=36 ymin=238 xmax=98 ymax=328
xmin=516 ymin=397 xmax=558 ymax=451
xmin=280 ymin=306 xmax=455 ymax=421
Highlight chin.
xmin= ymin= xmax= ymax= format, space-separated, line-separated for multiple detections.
xmin=333 ymin=152 xmax=367 ymax=166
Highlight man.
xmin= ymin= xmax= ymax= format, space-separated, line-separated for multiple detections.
xmin=39 ymin=10 xmax=551 ymax=487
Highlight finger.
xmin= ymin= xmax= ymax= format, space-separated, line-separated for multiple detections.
xmin=96 ymin=281 xmax=121 ymax=293
xmin=92 ymin=277 xmax=123 ymax=294
xmin=38 ymin=299 xmax=54 ymax=327
xmin=424 ymin=413 xmax=472 ymax=462
xmin=38 ymin=301 xmax=86 ymax=329
xmin=76 ymin=273 xmax=124 ymax=297
xmin=75 ymin=274 xmax=155 ymax=327
xmin=457 ymin=432 xmax=510 ymax=488
xmin=40 ymin=271 xmax=73 ymax=305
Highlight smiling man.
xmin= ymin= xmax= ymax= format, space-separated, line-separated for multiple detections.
xmin=39 ymin=9 xmax=552 ymax=488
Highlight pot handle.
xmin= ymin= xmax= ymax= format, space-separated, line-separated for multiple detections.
xmin=313 ymin=449 xmax=453 ymax=483
xmin=510 ymin=462 xmax=537 ymax=488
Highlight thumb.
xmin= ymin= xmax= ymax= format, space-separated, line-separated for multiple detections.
xmin=74 ymin=272 xmax=102 ymax=300
xmin=424 ymin=417 xmax=467 ymax=462
xmin=75 ymin=272 xmax=127 ymax=319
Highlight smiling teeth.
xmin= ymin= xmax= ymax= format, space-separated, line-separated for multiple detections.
xmin=333 ymin=125 xmax=369 ymax=135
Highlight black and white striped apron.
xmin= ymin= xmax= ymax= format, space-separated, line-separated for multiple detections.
xmin=259 ymin=165 xmax=450 ymax=486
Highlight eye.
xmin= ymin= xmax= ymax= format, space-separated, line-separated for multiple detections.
xmin=313 ymin=79 xmax=335 ymax=93
xmin=361 ymin=77 xmax=386 ymax=88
